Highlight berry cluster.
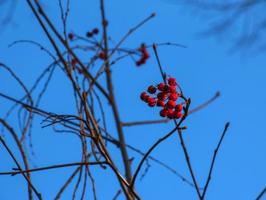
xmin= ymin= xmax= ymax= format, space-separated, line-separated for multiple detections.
xmin=136 ymin=44 xmax=149 ymax=66
xmin=140 ymin=78 xmax=184 ymax=119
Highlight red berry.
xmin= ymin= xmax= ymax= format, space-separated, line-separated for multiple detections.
xmin=173 ymin=111 xmax=183 ymax=119
xmin=68 ymin=33 xmax=74 ymax=40
xmin=147 ymin=85 xmax=157 ymax=94
xmin=167 ymin=100 xmax=176 ymax=109
xmin=148 ymin=98 xmax=156 ymax=107
xmin=169 ymin=93 xmax=178 ymax=101
xmin=157 ymin=100 xmax=165 ymax=107
xmin=158 ymin=83 xmax=167 ymax=91
xmin=168 ymin=77 xmax=177 ymax=86
xmin=175 ymin=104 xmax=183 ymax=112
xmin=160 ymin=109 xmax=168 ymax=117
xmin=169 ymin=85 xmax=176 ymax=93
xmin=140 ymin=92 xmax=149 ymax=101
xmin=167 ymin=109 xmax=175 ymax=119
xmin=157 ymin=92 xmax=168 ymax=101
xmin=98 ymin=51 xmax=107 ymax=60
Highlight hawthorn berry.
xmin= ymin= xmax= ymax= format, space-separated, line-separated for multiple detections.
xmin=175 ymin=104 xmax=183 ymax=112
xmin=173 ymin=111 xmax=182 ymax=119
xmin=167 ymin=100 xmax=176 ymax=109
xmin=169 ymin=85 xmax=176 ymax=93
xmin=167 ymin=109 xmax=175 ymax=119
xmin=147 ymin=85 xmax=157 ymax=94
xmin=157 ymin=92 xmax=168 ymax=101
xmin=169 ymin=93 xmax=178 ymax=101
xmin=168 ymin=77 xmax=177 ymax=86
xmin=98 ymin=51 xmax=107 ymax=60
xmin=140 ymin=92 xmax=149 ymax=101
xmin=148 ymin=98 xmax=156 ymax=107
xmin=158 ymin=83 xmax=167 ymax=91
xmin=157 ymin=100 xmax=165 ymax=107
xmin=160 ymin=109 xmax=168 ymax=117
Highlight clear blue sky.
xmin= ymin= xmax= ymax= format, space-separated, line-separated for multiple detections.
xmin=0 ymin=0 xmax=265 ymax=199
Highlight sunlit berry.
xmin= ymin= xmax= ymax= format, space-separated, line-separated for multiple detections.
xmin=169 ymin=93 xmax=178 ymax=101
xmin=167 ymin=109 xmax=175 ymax=119
xmin=174 ymin=111 xmax=183 ymax=119
xmin=158 ymin=83 xmax=167 ymax=91
xmin=167 ymin=100 xmax=176 ymax=109
xmin=148 ymin=98 xmax=156 ymax=107
xmin=169 ymin=85 xmax=176 ymax=93
xmin=168 ymin=77 xmax=177 ymax=86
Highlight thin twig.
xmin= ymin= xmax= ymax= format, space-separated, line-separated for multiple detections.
xmin=201 ymin=122 xmax=230 ymax=199
xmin=0 ymin=136 xmax=42 ymax=200
xmin=256 ymin=187 xmax=266 ymax=200
xmin=0 ymin=161 xmax=107 ymax=176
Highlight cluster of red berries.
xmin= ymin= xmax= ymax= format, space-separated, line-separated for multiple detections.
xmin=136 ymin=44 xmax=149 ymax=66
xmin=140 ymin=77 xmax=184 ymax=119
xmin=86 ymin=28 xmax=99 ymax=38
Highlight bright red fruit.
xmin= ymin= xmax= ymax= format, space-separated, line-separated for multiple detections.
xmin=174 ymin=111 xmax=182 ymax=119
xmin=168 ymin=77 xmax=177 ymax=86
xmin=169 ymin=93 xmax=178 ymax=101
xmin=160 ymin=109 xmax=168 ymax=117
xmin=167 ymin=100 xmax=176 ymax=109
xmin=158 ymin=83 xmax=167 ymax=91
xmin=148 ymin=98 xmax=156 ymax=107
xmin=167 ymin=109 xmax=174 ymax=119
xmin=169 ymin=85 xmax=176 ymax=93
xmin=175 ymin=104 xmax=183 ymax=112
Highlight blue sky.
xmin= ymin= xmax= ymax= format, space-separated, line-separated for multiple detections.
xmin=0 ymin=0 xmax=265 ymax=199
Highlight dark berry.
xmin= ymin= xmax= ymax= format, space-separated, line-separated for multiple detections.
xmin=147 ymin=85 xmax=157 ymax=94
